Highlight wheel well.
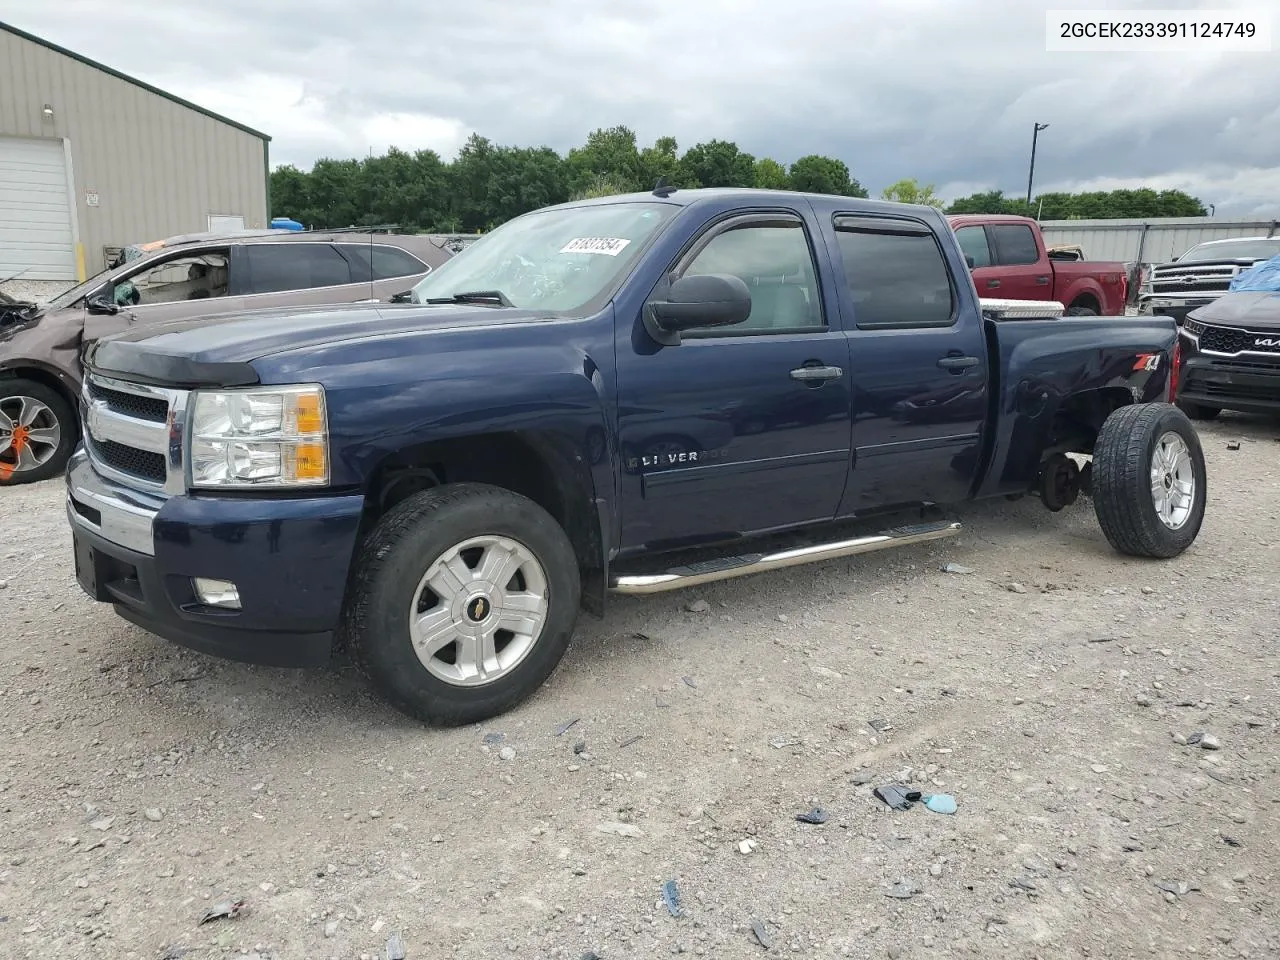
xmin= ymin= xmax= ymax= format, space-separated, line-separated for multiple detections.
xmin=1046 ymin=388 xmax=1133 ymax=456
xmin=363 ymin=431 xmax=605 ymax=613
xmin=0 ymin=367 xmax=79 ymax=419
xmin=1068 ymin=293 xmax=1101 ymax=313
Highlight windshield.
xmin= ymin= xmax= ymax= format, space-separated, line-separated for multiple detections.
xmin=410 ymin=201 xmax=677 ymax=313
xmin=1179 ymin=239 xmax=1280 ymax=263
xmin=47 ymin=265 xmax=117 ymax=308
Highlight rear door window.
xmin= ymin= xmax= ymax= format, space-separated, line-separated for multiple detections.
xmin=833 ymin=217 xmax=956 ymax=329
xmin=989 ymin=224 xmax=1040 ymax=266
xmin=244 ymin=244 xmax=354 ymax=294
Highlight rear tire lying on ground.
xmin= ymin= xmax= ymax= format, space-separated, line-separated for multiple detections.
xmin=0 ymin=379 xmax=77 ymax=485
xmin=1176 ymin=398 xmax=1221 ymax=421
xmin=343 ymin=482 xmax=581 ymax=726
xmin=1091 ymin=403 xmax=1206 ymax=559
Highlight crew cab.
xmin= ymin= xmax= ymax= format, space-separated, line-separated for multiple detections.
xmin=948 ymin=214 xmax=1128 ymax=316
xmin=1138 ymin=236 xmax=1280 ymax=324
xmin=65 ymin=188 xmax=1206 ymax=726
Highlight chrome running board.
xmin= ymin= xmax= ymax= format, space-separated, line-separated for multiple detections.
xmin=609 ymin=520 xmax=961 ymax=595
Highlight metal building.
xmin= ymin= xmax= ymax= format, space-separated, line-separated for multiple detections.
xmin=0 ymin=21 xmax=270 ymax=286
xmin=1039 ymin=217 xmax=1280 ymax=265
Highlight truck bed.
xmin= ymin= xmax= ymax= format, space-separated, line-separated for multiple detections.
xmin=975 ymin=312 xmax=1178 ymax=499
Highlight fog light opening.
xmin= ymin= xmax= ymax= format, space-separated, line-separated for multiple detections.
xmin=193 ymin=577 xmax=241 ymax=610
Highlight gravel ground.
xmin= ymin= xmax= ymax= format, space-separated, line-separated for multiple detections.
xmin=0 ymin=279 xmax=75 ymax=304
xmin=1 ymin=414 xmax=1276 ymax=960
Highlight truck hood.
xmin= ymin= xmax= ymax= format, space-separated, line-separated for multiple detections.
xmin=1152 ymin=257 xmax=1262 ymax=274
xmin=1188 ymin=291 xmax=1280 ymax=330
xmin=86 ymin=302 xmax=557 ymax=388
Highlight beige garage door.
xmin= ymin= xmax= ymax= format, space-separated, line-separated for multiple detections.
xmin=0 ymin=136 xmax=77 ymax=281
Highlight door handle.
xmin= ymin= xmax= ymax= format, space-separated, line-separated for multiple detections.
xmin=1035 ymin=276 xmax=1050 ymax=285
xmin=986 ymin=278 xmax=1000 ymax=288
xmin=790 ymin=364 xmax=843 ymax=383
xmin=937 ymin=356 xmax=980 ymax=372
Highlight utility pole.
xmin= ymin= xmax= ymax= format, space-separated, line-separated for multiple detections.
xmin=1026 ymin=122 xmax=1050 ymax=206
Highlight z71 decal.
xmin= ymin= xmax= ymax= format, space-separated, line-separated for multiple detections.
xmin=1132 ymin=353 xmax=1162 ymax=372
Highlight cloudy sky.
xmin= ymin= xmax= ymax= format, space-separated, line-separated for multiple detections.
xmin=4 ymin=0 xmax=1278 ymax=214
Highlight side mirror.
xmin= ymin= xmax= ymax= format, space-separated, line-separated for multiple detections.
xmin=86 ymin=293 xmax=119 ymax=315
xmin=965 ymin=255 xmax=976 ymax=270
xmin=648 ymin=274 xmax=751 ymax=344
xmin=388 ymin=290 xmax=413 ymax=303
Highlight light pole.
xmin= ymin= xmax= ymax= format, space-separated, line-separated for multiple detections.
xmin=1026 ymin=122 xmax=1050 ymax=207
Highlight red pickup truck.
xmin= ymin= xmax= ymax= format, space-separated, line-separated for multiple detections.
xmin=948 ymin=214 xmax=1128 ymax=316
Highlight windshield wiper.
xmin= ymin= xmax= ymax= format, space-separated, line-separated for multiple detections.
xmin=423 ymin=289 xmax=514 ymax=308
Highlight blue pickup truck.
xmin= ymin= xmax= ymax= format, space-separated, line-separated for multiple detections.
xmin=66 ymin=187 xmax=1206 ymax=725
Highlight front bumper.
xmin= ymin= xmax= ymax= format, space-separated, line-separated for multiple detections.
xmin=1139 ymin=298 xmax=1216 ymax=324
xmin=66 ymin=448 xmax=367 ymax=667
xmin=1178 ymin=355 xmax=1280 ymax=415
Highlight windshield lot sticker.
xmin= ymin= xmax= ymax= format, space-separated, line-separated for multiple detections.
xmin=560 ymin=237 xmax=632 ymax=256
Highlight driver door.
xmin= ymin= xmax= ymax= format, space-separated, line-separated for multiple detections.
xmin=82 ymin=246 xmax=242 ymax=343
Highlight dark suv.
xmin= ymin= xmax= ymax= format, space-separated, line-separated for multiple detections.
xmin=1176 ymin=289 xmax=1280 ymax=420
xmin=1 ymin=230 xmax=454 ymax=484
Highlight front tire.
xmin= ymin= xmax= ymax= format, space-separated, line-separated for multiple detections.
xmin=0 ymin=379 xmax=77 ymax=485
xmin=344 ymin=483 xmax=581 ymax=726
xmin=1066 ymin=305 xmax=1098 ymax=316
xmin=1092 ymin=403 xmax=1206 ymax=558
xmin=1176 ymin=398 xmax=1221 ymax=421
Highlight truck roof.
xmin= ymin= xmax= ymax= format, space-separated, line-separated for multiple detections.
xmin=945 ymin=214 xmax=1039 ymax=226
xmin=544 ymin=187 xmax=948 ymax=218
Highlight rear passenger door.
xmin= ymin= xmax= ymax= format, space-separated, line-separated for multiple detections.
xmin=239 ymin=242 xmax=368 ymax=306
xmin=825 ymin=213 xmax=989 ymax=513
xmin=983 ymin=223 xmax=1050 ymax=300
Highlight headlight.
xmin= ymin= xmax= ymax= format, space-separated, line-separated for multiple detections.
xmin=189 ymin=384 xmax=328 ymax=488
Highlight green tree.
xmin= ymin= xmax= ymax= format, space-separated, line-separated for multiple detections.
xmin=269 ymin=164 xmax=313 ymax=225
xmin=305 ymin=158 xmax=364 ymax=228
xmin=680 ymin=140 xmax=756 ymax=188
xmin=880 ymin=178 xmax=944 ymax=208
xmin=638 ymin=136 xmax=690 ymax=189
xmin=946 ymin=187 xmax=1206 ymax=219
xmin=944 ymin=189 xmax=1032 ymax=216
xmin=567 ymin=125 xmax=643 ymax=194
xmin=448 ymin=134 xmax=503 ymax=231
xmin=788 ymin=155 xmax=867 ymax=197
xmin=571 ymin=172 xmax=635 ymax=201
xmin=483 ymin=146 xmax=570 ymax=223
xmin=753 ymin=157 xmax=790 ymax=190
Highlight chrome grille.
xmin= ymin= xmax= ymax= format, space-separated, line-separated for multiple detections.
xmin=87 ymin=380 xmax=168 ymax=422
xmin=81 ymin=374 xmax=189 ymax=494
xmin=1151 ymin=263 xmax=1249 ymax=296
xmin=93 ymin=439 xmax=167 ymax=482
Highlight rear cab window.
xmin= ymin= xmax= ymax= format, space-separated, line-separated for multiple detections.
xmin=832 ymin=216 xmax=956 ymax=328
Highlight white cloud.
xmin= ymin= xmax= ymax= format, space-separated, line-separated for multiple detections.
xmin=2 ymin=0 xmax=1278 ymax=214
